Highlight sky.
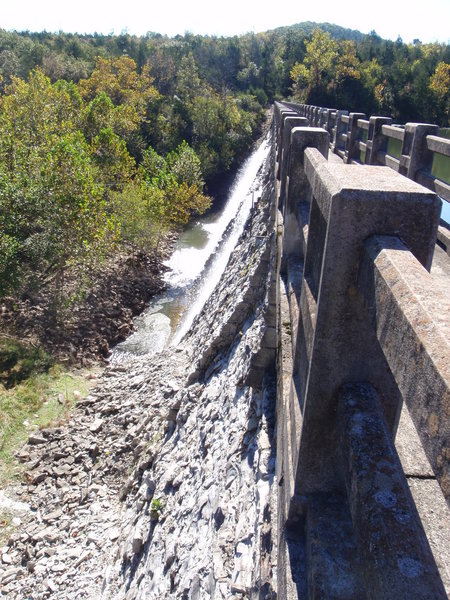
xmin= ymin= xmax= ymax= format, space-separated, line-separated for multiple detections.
xmin=1 ymin=0 xmax=449 ymax=44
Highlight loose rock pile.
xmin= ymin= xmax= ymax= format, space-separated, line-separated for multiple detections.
xmin=1 ymin=144 xmax=278 ymax=598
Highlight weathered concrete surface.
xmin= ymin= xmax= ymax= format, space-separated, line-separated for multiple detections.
xmin=276 ymin=273 xmax=303 ymax=600
xmin=282 ymin=128 xmax=329 ymax=269
xmin=365 ymin=116 xmax=393 ymax=165
xmin=279 ymin=117 xmax=309 ymax=204
xmin=396 ymin=404 xmax=435 ymax=477
xmin=399 ymin=123 xmax=439 ymax=180
xmin=437 ymin=223 xmax=450 ymax=256
xmin=396 ymin=403 xmax=450 ymax=594
xmin=274 ymin=103 xmax=449 ymax=598
xmin=338 ymin=383 xmax=447 ymax=600
xmin=359 ymin=235 xmax=450 ymax=502
xmin=407 ymin=477 xmax=450 ymax=593
xmin=293 ymin=148 xmax=442 ymax=497
xmin=305 ymin=493 xmax=365 ymax=599
xmin=285 ymin=128 xmax=329 ymax=214
xmin=343 ymin=112 xmax=366 ymax=164
xmin=432 ymin=238 xmax=450 ymax=278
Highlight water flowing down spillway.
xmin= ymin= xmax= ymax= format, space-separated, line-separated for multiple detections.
xmin=110 ymin=134 xmax=270 ymax=362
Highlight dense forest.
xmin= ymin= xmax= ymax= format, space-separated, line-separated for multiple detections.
xmin=0 ymin=22 xmax=448 ymax=331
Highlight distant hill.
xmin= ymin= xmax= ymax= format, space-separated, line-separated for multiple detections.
xmin=270 ymin=21 xmax=367 ymax=42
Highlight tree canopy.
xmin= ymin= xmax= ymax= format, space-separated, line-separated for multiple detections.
xmin=0 ymin=22 xmax=448 ymax=312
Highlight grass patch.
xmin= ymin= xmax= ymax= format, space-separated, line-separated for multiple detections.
xmin=0 ymin=510 xmax=14 ymax=546
xmin=0 ymin=337 xmax=52 ymax=389
xmin=0 ymin=337 xmax=96 ymax=485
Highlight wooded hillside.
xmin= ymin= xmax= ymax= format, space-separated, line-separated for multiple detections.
xmin=0 ymin=22 xmax=448 ymax=330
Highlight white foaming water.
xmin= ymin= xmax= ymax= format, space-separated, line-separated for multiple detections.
xmin=165 ymin=136 xmax=270 ymax=289
xmin=171 ymin=135 xmax=270 ymax=344
xmin=110 ymin=134 xmax=270 ymax=362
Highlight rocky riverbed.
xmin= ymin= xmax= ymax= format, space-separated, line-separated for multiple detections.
xmin=0 ymin=137 xmax=278 ymax=599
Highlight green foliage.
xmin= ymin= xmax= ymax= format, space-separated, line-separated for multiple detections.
xmin=111 ymin=180 xmax=163 ymax=249
xmin=429 ymin=62 xmax=450 ymax=123
xmin=140 ymin=146 xmax=166 ymax=180
xmin=166 ymin=140 xmax=204 ymax=188
xmin=0 ymin=23 xmax=448 ymax=318
xmin=114 ymin=142 xmax=210 ymax=250
xmin=0 ymin=230 xmax=19 ymax=295
xmin=0 ymin=24 xmax=448 ymax=125
xmin=150 ymin=497 xmax=163 ymax=520
xmin=0 ymin=337 xmax=52 ymax=388
xmin=142 ymin=142 xmax=211 ymax=230
xmin=0 ymin=68 xmax=119 ymax=312
xmin=304 ymin=29 xmax=338 ymax=89
xmin=286 ymin=26 xmax=449 ymax=123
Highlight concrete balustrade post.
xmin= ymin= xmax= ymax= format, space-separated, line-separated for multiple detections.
xmin=313 ymin=106 xmax=321 ymax=127
xmin=399 ymin=122 xmax=439 ymax=181
xmin=282 ymin=127 xmax=329 ymax=269
xmin=275 ymin=104 xmax=298 ymax=180
xmin=331 ymin=110 xmax=349 ymax=155
xmin=365 ymin=115 xmax=392 ymax=165
xmin=289 ymin=151 xmax=440 ymax=514
xmin=324 ymin=108 xmax=336 ymax=136
xmin=277 ymin=128 xmax=329 ymax=539
xmin=344 ymin=112 xmax=367 ymax=164
xmin=319 ymin=108 xmax=328 ymax=129
xmin=279 ymin=116 xmax=309 ymax=208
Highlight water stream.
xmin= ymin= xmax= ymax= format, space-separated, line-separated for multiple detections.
xmin=110 ymin=134 xmax=270 ymax=362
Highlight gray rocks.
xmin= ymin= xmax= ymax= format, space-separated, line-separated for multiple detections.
xmin=27 ymin=433 xmax=47 ymax=446
xmin=132 ymin=536 xmax=144 ymax=554
xmin=2 ymin=134 xmax=278 ymax=599
xmin=89 ymin=418 xmax=104 ymax=433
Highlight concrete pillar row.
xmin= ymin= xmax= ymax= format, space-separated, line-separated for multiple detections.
xmin=291 ymin=148 xmax=440 ymax=504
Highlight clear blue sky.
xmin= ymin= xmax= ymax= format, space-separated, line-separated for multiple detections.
xmin=1 ymin=0 xmax=449 ymax=44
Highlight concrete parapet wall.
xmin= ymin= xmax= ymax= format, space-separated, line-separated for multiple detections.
xmin=358 ymin=235 xmax=450 ymax=500
xmin=284 ymin=102 xmax=450 ymax=257
xmin=272 ymin=102 xmax=450 ymax=598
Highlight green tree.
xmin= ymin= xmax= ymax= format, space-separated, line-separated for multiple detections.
xmin=40 ymin=132 xmax=118 ymax=311
xmin=140 ymin=142 xmax=211 ymax=235
xmin=429 ymin=62 xmax=450 ymax=123
xmin=290 ymin=28 xmax=338 ymax=104
xmin=0 ymin=68 xmax=118 ymax=311
xmin=304 ymin=29 xmax=338 ymax=90
xmin=110 ymin=180 xmax=163 ymax=250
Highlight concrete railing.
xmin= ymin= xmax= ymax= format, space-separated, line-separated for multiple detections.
xmin=273 ymin=102 xmax=450 ymax=599
xmin=281 ymin=101 xmax=450 ymax=257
